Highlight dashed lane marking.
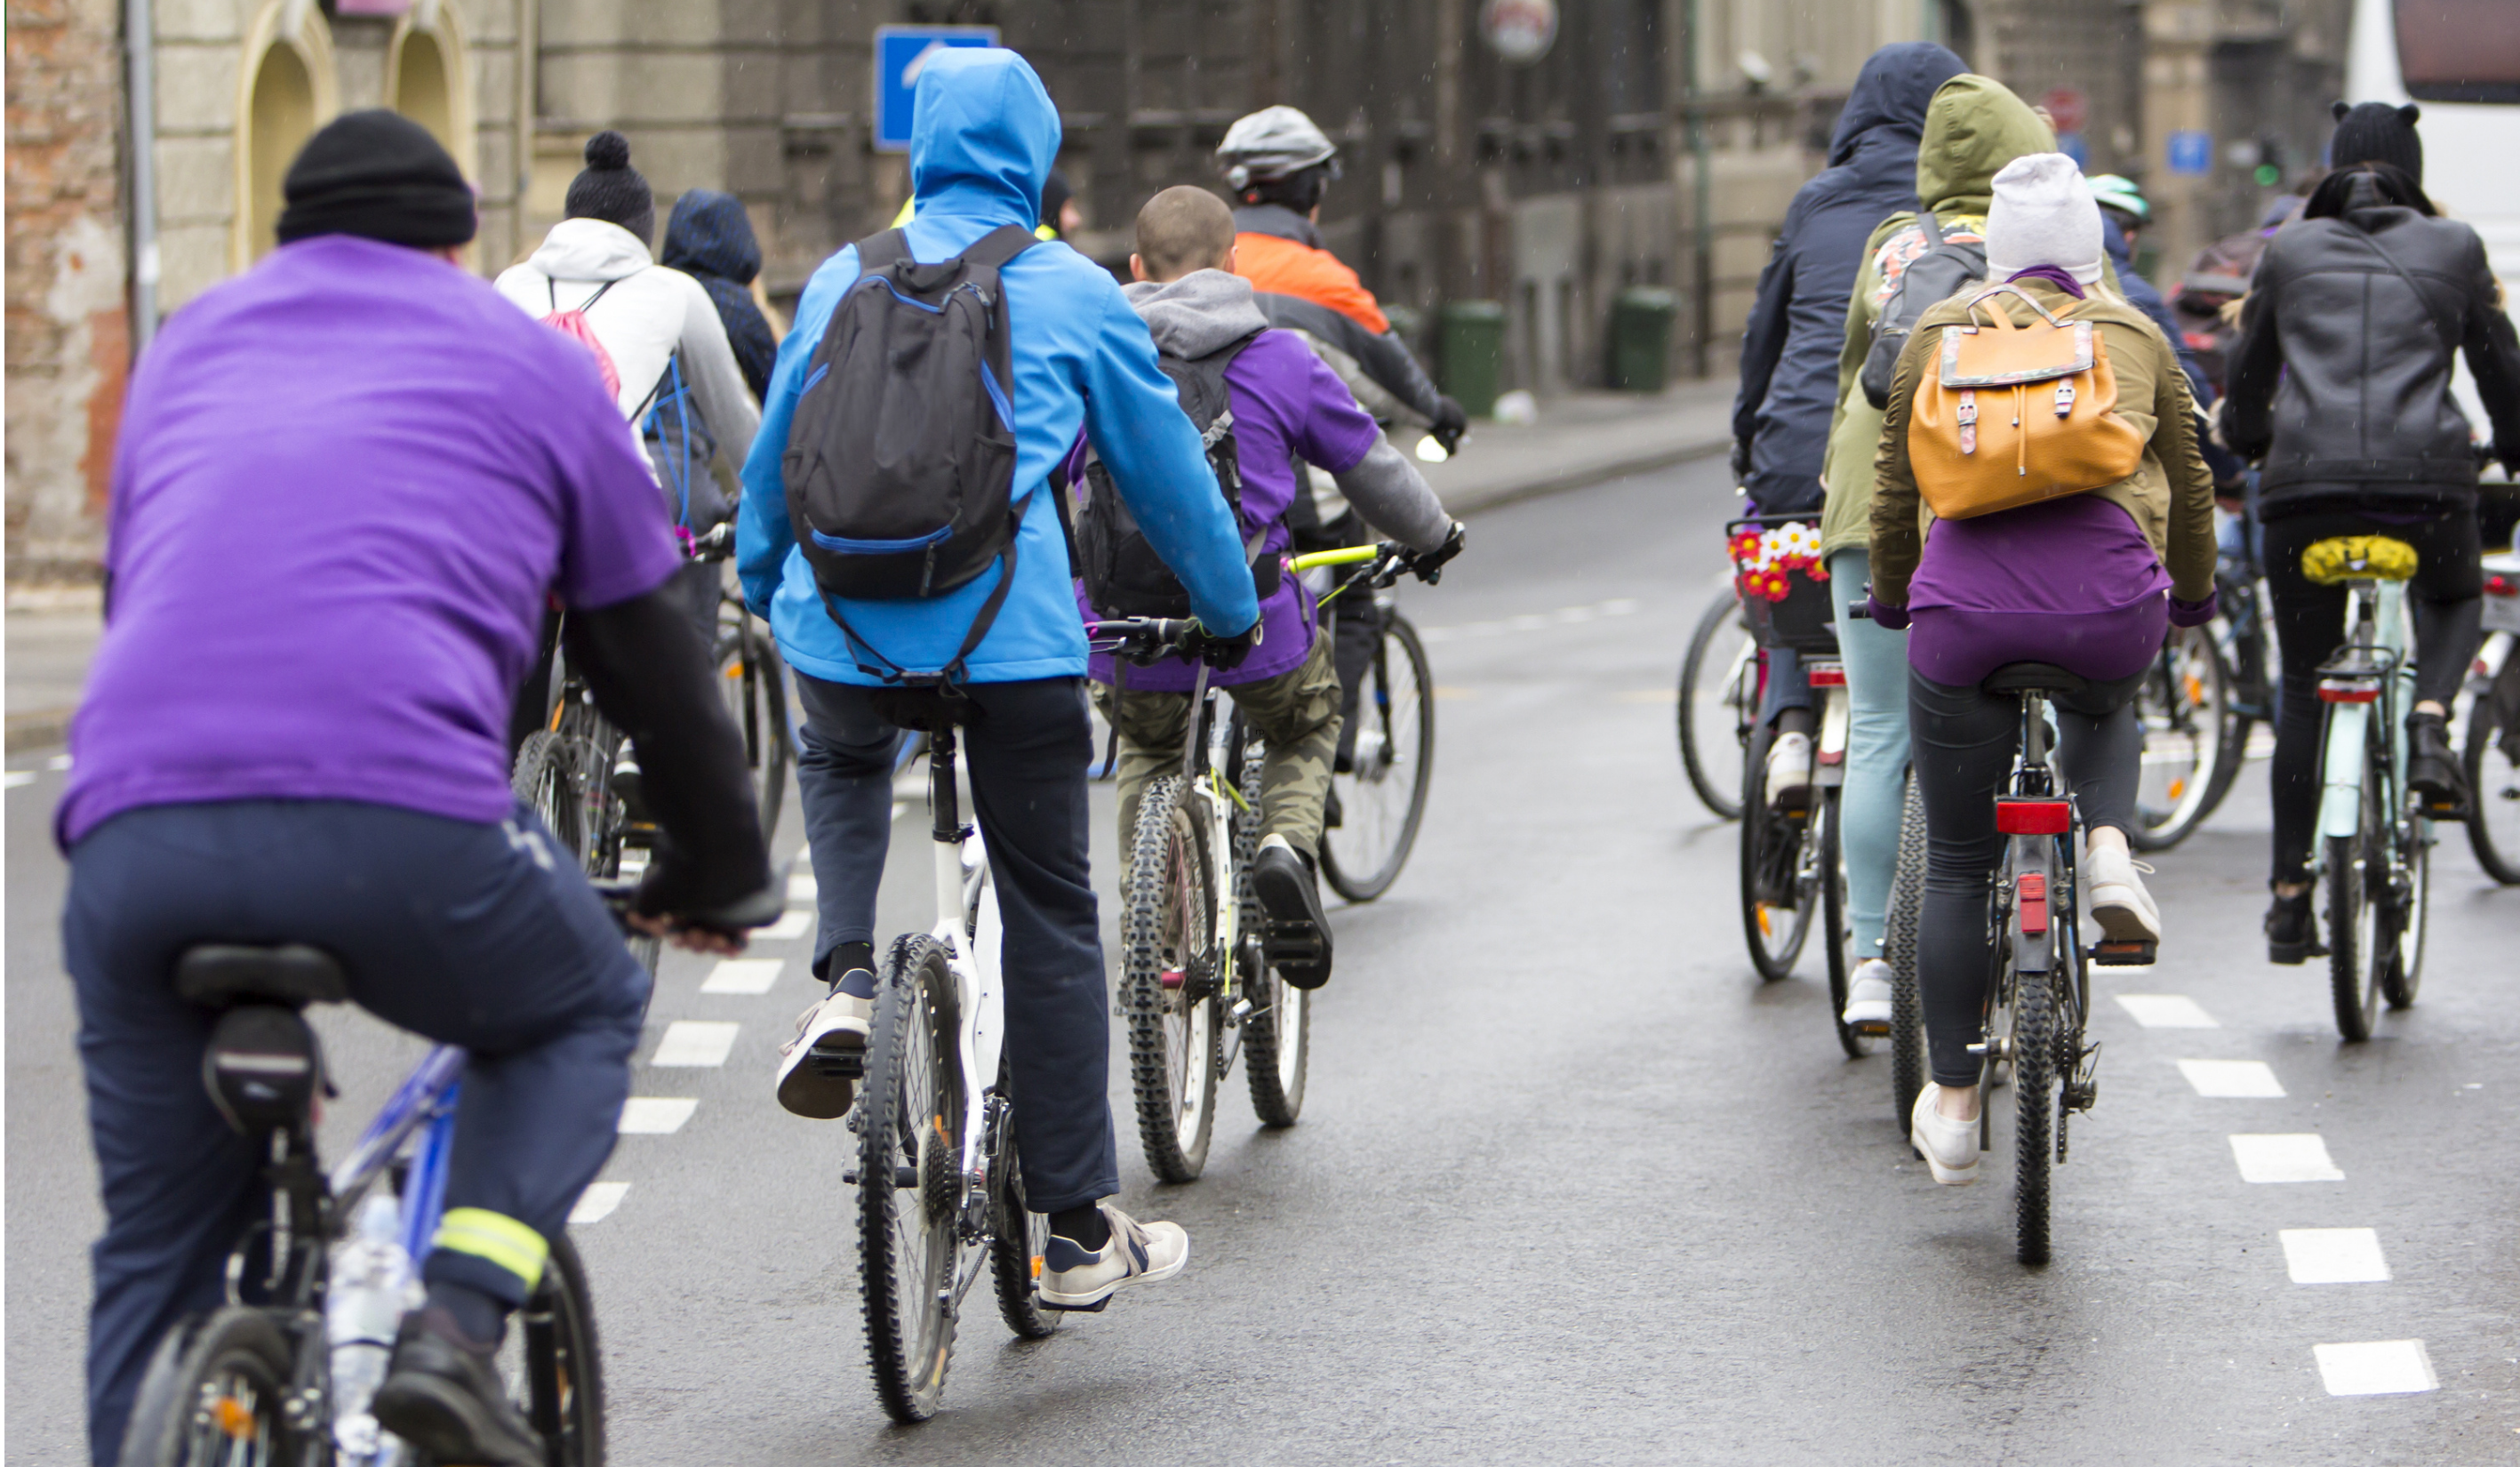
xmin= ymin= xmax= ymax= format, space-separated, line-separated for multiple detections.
xmin=2178 ymin=1058 xmax=2285 ymax=1097
xmin=2229 ymin=1133 xmax=2346 ymax=1183
xmin=702 ymin=958 xmax=785 ymax=995
xmin=757 ymin=910 xmax=812 ymax=942
xmin=2115 ymin=994 xmax=2219 ymax=1029
xmin=2 ymin=772 xmax=35 ymax=790
xmin=651 ymin=1021 xmax=740 ymax=1067
xmin=788 ymin=870 xmax=818 ymax=902
xmin=46 ymin=753 xmax=71 ymax=770
xmin=617 ymin=1098 xmax=698 ymax=1134
xmin=2281 ymin=1228 xmax=2391 ymax=1284
xmin=1417 ymin=597 xmax=1644 ymax=645
xmin=2314 ymin=1340 xmax=2437 ymax=1396
xmin=570 ymin=1182 xmax=630 ymax=1225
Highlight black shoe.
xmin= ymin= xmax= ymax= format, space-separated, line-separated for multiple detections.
xmin=370 ymin=1308 xmax=540 ymax=1467
xmin=1252 ymin=838 xmax=1333 ymax=990
xmin=2265 ymin=889 xmax=2326 ymax=965
xmin=2406 ymin=711 xmax=2473 ymax=821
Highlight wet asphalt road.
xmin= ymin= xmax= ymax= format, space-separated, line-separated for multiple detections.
xmin=9 ymin=459 xmax=2517 ymax=1464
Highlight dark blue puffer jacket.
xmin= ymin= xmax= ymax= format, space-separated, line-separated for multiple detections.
xmin=662 ymin=189 xmax=778 ymax=400
xmin=1731 ymin=42 xmax=1966 ymax=514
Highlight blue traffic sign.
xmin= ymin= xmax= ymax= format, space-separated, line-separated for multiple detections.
xmin=2166 ymin=129 xmax=2212 ymax=177
xmin=874 ymin=25 xmax=999 ymax=153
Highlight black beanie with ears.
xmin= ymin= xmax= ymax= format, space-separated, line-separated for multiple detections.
xmin=2329 ymin=100 xmax=2423 ymax=185
xmin=564 ymin=130 xmax=656 ymax=248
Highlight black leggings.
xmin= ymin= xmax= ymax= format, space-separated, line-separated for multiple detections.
xmin=2262 ymin=508 xmax=2483 ymax=886
xmin=1910 ymin=665 xmax=2144 ymax=1087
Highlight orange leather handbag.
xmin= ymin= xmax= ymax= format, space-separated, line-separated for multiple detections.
xmin=1905 ymin=285 xmax=2147 ymax=520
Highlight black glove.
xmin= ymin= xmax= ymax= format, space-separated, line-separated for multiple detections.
xmin=1198 ymin=616 xmax=1261 ymax=671
xmin=1730 ymin=438 xmax=1754 ymax=484
xmin=1409 ymin=522 xmax=1467 ymax=584
xmin=1430 ymin=396 xmax=1469 ymax=454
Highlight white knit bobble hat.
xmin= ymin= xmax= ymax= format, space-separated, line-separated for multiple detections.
xmin=1985 ymin=152 xmax=2105 ymax=285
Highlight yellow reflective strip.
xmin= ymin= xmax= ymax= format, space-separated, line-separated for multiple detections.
xmin=432 ymin=1207 xmax=549 ymax=1290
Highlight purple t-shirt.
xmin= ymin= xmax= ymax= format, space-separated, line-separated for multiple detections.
xmin=59 ymin=236 xmax=680 ymax=847
xmin=1907 ymin=495 xmax=2171 ymax=686
xmin=1082 ymin=329 xmax=1379 ymax=691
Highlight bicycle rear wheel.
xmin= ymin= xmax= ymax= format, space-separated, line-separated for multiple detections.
xmin=2012 ymin=973 xmax=2056 ymax=1266
xmin=858 ymin=934 xmax=964 ymax=1423
xmin=715 ymin=611 xmax=791 ymax=846
xmin=1320 ymin=611 xmax=1435 ymax=902
xmin=2464 ymin=671 xmax=2520 ymax=884
xmin=1122 ymin=775 xmax=1221 ymax=1182
xmin=1738 ymin=726 xmax=1815 ymax=981
xmin=2130 ymin=628 xmax=2233 ymax=851
xmin=1677 ymin=588 xmax=1753 ymax=822
xmin=2326 ymin=748 xmax=2387 ymax=1040
xmin=1886 ymin=771 xmax=1927 ymax=1142
xmin=118 ymin=1307 xmax=295 ymax=1467
xmin=1819 ymin=790 xmax=1869 ymax=1058
xmin=504 ymin=1234 xmax=604 ymax=1463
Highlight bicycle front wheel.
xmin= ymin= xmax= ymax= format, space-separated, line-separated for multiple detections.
xmin=1233 ymin=734 xmax=1308 ymax=1127
xmin=1739 ymin=727 xmax=1815 ymax=981
xmin=1886 ymin=771 xmax=1928 ymax=1142
xmin=2012 ymin=972 xmax=2056 ymax=1266
xmin=2380 ymin=812 xmax=2429 ymax=1010
xmin=858 ymin=934 xmax=964 ymax=1423
xmin=504 ymin=1234 xmax=604 ymax=1463
xmin=1677 ymin=588 xmax=1754 ymax=822
xmin=1122 ymin=775 xmax=1221 ymax=1182
xmin=117 ymin=1307 xmax=294 ymax=1466
xmin=987 ymin=1059 xmax=1062 ymax=1342
xmin=716 ymin=612 xmax=792 ymax=846
xmin=1819 ymin=790 xmax=1869 ymax=1058
xmin=2130 ymin=627 xmax=2233 ymax=851
xmin=1320 ymin=611 xmax=1435 ymax=902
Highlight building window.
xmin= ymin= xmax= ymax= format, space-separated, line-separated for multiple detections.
xmin=232 ymin=0 xmax=338 ymax=269
xmin=387 ymin=5 xmax=475 ymax=178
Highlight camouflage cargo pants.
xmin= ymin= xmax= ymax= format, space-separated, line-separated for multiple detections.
xmin=1093 ymin=629 xmax=1342 ymax=865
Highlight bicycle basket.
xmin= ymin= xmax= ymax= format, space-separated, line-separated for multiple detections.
xmin=1727 ymin=516 xmax=1841 ymax=654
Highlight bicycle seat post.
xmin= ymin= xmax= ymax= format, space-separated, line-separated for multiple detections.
xmin=928 ymin=722 xmax=965 ymax=846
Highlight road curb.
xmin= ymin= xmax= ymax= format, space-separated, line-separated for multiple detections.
xmin=6 ymin=711 xmax=71 ymax=756
xmin=1444 ymin=433 xmax=1732 ymax=518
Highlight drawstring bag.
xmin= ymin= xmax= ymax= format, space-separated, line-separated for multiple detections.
xmin=1906 ymin=283 xmax=2147 ymax=520
xmin=540 ymin=278 xmax=624 ymax=400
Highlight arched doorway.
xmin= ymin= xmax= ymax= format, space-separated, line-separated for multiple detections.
xmin=387 ymin=4 xmax=476 ymax=177
xmin=231 ymin=0 xmax=339 ymax=269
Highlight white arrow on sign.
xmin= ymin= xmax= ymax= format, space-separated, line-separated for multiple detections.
xmin=902 ymin=39 xmax=949 ymax=89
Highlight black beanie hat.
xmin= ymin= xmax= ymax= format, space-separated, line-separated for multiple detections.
xmin=564 ymin=131 xmax=655 ymax=249
xmin=275 ymin=108 xmax=476 ymax=249
xmin=1039 ymin=168 xmax=1072 ymax=233
xmin=2330 ymin=100 xmax=2423 ymax=184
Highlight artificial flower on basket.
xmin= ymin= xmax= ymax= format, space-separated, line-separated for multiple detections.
xmin=1728 ymin=520 xmax=1830 ymax=603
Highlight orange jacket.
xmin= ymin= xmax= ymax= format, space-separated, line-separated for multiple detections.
xmin=1233 ymin=231 xmax=1389 ymax=335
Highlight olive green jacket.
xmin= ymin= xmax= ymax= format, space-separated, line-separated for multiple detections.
xmin=1867 ymin=278 xmax=2218 ymax=611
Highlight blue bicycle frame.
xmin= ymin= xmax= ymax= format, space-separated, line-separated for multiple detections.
xmin=324 ymin=1046 xmax=467 ymax=1279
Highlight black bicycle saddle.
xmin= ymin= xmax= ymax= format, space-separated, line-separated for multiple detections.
xmin=173 ymin=944 xmax=349 ymax=1009
xmin=1982 ymin=661 xmax=2091 ymax=696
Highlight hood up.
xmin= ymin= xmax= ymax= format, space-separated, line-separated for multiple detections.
xmin=1827 ymin=43 xmax=1967 ymax=167
xmin=1122 ymin=269 xmax=1270 ymax=357
xmin=661 ymin=188 xmax=762 ymax=285
xmin=908 ymin=48 xmax=1059 ymax=229
xmin=526 ymin=216 xmax=653 ymax=281
xmin=1915 ymin=74 xmax=2055 ymax=217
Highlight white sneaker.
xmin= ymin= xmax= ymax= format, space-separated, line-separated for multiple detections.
xmin=2083 ymin=846 xmax=2162 ymax=944
xmin=1764 ymin=731 xmax=1813 ymax=811
xmin=1037 ymin=1203 xmax=1188 ymax=1311
xmin=1842 ymin=958 xmax=1893 ymax=1034
xmin=1909 ymin=1084 xmax=1980 ymax=1186
xmin=774 ymin=982 xmax=872 ymax=1119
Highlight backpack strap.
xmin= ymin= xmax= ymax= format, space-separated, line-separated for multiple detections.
xmin=820 ymin=491 xmax=1032 ymax=687
xmin=854 ymin=228 xmax=911 ymax=277
xmin=958 ymin=225 xmax=1039 ymax=271
xmin=550 ymin=276 xmax=625 ymax=315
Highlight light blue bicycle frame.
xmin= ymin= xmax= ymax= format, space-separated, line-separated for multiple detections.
xmin=2314 ymin=578 xmax=2413 ymax=846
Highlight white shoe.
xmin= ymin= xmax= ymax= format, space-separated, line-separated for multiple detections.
xmin=774 ymin=981 xmax=872 ymax=1119
xmin=1842 ymin=958 xmax=1893 ymax=1034
xmin=1037 ymin=1203 xmax=1188 ymax=1311
xmin=1764 ymin=731 xmax=1813 ymax=811
xmin=1909 ymin=1084 xmax=1980 ymax=1186
xmin=2083 ymin=846 xmax=2162 ymax=944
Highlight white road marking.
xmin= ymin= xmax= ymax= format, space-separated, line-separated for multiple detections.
xmin=46 ymin=753 xmax=71 ymax=770
xmin=702 ymin=958 xmax=786 ymax=995
xmin=2115 ymin=994 xmax=2219 ymax=1028
xmin=757 ymin=910 xmax=813 ymax=941
xmin=2178 ymin=1058 xmax=2285 ymax=1097
xmin=2313 ymin=1340 xmax=2436 ymax=1396
xmin=651 ymin=1021 xmax=740 ymax=1067
xmin=2229 ymin=1133 xmax=2345 ymax=1182
xmin=617 ymin=1097 xmax=698 ymax=1134
xmin=1420 ymin=597 xmax=1649 ymax=645
xmin=1600 ymin=598 xmax=1642 ymax=615
xmin=2 ymin=772 xmax=35 ymax=790
xmin=787 ymin=870 xmax=818 ymax=902
xmin=2281 ymin=1228 xmax=2391 ymax=1284
xmin=569 ymin=1182 xmax=630 ymax=1225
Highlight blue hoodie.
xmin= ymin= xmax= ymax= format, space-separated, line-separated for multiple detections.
xmin=739 ymin=49 xmax=1257 ymax=685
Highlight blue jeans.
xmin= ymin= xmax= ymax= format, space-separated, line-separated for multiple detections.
xmin=1828 ymin=549 xmax=1912 ymax=959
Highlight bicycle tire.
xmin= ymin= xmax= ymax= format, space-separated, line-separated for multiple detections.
xmin=987 ymin=1060 xmax=1062 ymax=1342
xmin=716 ymin=613 xmax=791 ymax=846
xmin=1738 ymin=725 xmax=1815 ymax=981
xmin=511 ymin=1234 xmax=605 ymax=1464
xmin=2464 ymin=684 xmax=2520 ymax=884
xmin=2012 ymin=972 xmax=2056 ymax=1266
xmin=1677 ymin=588 xmax=1750 ymax=822
xmin=1122 ymin=775 xmax=1221 ymax=1182
xmin=1235 ymin=734 xmax=1308 ymax=1127
xmin=2327 ymin=776 xmax=2384 ymax=1041
xmin=1320 ymin=612 xmax=1436 ymax=902
xmin=1887 ymin=771 xmax=1927 ymax=1143
xmin=116 ymin=1306 xmax=293 ymax=1467
xmin=2130 ymin=627 xmax=2234 ymax=852
xmin=1819 ymin=790 xmax=1868 ymax=1058
xmin=858 ymin=934 xmax=962 ymax=1423
xmin=2381 ymin=813 xmax=2429 ymax=1010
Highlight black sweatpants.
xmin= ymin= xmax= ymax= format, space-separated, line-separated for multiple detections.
xmin=2261 ymin=507 xmax=2483 ymax=885
xmin=1909 ymin=666 xmax=2144 ymax=1086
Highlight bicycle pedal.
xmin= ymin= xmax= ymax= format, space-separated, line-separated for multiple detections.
xmin=1040 ymin=1294 xmax=1113 ymax=1314
xmin=2088 ymin=939 xmax=2156 ymax=966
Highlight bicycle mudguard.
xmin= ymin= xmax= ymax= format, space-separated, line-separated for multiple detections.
xmin=2318 ymin=701 xmax=2371 ymax=841
xmin=2007 ymin=835 xmax=2056 ymax=976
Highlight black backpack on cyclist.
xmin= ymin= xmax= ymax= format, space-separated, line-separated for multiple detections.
xmin=1073 ymin=329 xmax=1270 ymax=619
xmin=780 ymin=226 xmax=1036 ymax=679
xmin=1860 ymin=209 xmax=1988 ymax=409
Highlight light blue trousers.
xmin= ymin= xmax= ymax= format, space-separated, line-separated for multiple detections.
xmin=1828 ymin=548 xmax=1911 ymax=958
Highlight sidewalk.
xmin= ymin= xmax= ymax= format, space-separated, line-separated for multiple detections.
xmin=0 ymin=381 xmax=1737 ymax=755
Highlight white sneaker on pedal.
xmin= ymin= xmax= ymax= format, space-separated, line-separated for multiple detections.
xmin=1764 ymin=732 xmax=1813 ymax=811
xmin=2083 ymin=846 xmax=2162 ymax=944
xmin=1037 ymin=1203 xmax=1188 ymax=1311
xmin=1909 ymin=1085 xmax=1980 ymax=1186
xmin=1842 ymin=958 xmax=1893 ymax=1034
xmin=774 ymin=980 xmax=873 ymax=1119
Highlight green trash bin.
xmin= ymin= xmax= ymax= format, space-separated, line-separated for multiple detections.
xmin=1609 ymin=286 xmax=1680 ymax=393
xmin=1438 ymin=301 xmax=1506 ymax=420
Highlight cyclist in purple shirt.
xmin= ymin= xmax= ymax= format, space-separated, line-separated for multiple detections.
xmin=60 ymin=112 xmax=772 ymax=1467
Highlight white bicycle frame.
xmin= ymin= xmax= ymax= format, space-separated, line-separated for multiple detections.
xmin=915 ymin=725 xmax=1008 ymax=1271
xmin=2314 ymin=579 xmax=2413 ymax=846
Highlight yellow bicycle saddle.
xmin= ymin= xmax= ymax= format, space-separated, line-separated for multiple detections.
xmin=2300 ymin=535 xmax=2419 ymax=586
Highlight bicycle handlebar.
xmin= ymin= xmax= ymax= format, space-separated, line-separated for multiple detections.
xmin=1084 ymin=617 xmax=1205 ymax=664
xmin=588 ymin=877 xmax=784 ymax=936
xmin=686 ymin=522 xmax=737 ymax=564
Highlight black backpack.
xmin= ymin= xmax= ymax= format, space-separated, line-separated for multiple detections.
xmin=1073 ymin=330 xmax=1270 ymax=619
xmin=780 ymin=226 xmax=1036 ymax=680
xmin=1860 ymin=209 xmax=1988 ymax=409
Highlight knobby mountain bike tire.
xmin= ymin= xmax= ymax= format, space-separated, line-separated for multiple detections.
xmin=2130 ymin=627 xmax=2236 ymax=852
xmin=858 ymin=934 xmax=963 ymax=1423
xmin=1886 ymin=771 xmax=1927 ymax=1144
xmin=716 ymin=613 xmax=791 ymax=847
xmin=1677 ymin=588 xmax=1752 ymax=822
xmin=1232 ymin=728 xmax=1308 ymax=1127
xmin=1320 ymin=612 xmax=1435 ymax=902
xmin=119 ymin=1306 xmax=292 ymax=1467
xmin=1738 ymin=724 xmax=1816 ymax=982
xmin=507 ymin=1234 xmax=605 ymax=1464
xmin=987 ymin=1058 xmax=1061 ymax=1342
xmin=2012 ymin=972 xmax=2056 ymax=1266
xmin=2464 ymin=675 xmax=2520 ymax=884
xmin=1122 ymin=775 xmax=1221 ymax=1182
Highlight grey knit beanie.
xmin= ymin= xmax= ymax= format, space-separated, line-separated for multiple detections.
xmin=564 ymin=131 xmax=655 ymax=248
xmin=2329 ymin=101 xmax=2422 ymax=185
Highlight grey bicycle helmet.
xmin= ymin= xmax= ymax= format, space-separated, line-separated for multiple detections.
xmin=1216 ymin=106 xmax=1340 ymax=192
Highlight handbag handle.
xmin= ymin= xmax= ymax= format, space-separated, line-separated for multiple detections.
xmin=1960 ymin=282 xmax=2067 ymax=332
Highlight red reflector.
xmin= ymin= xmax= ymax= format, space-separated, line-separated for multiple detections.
xmin=1806 ymin=662 xmax=1847 ymax=686
xmin=2317 ymin=680 xmax=2381 ymax=704
xmin=1996 ymin=798 xmax=2072 ymax=835
xmin=2484 ymin=574 xmax=2516 ymax=597
xmin=2017 ymin=871 xmax=2049 ymax=935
